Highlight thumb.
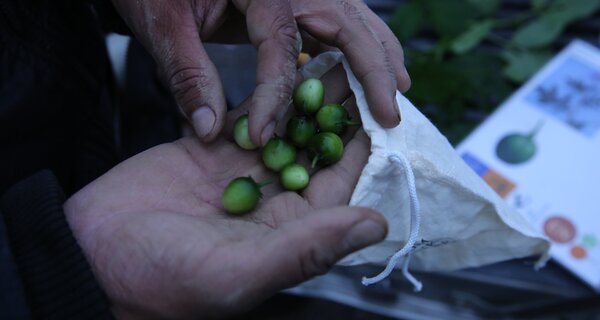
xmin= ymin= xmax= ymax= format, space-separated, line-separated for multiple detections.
xmin=155 ymin=23 xmax=227 ymax=142
xmin=253 ymin=206 xmax=387 ymax=292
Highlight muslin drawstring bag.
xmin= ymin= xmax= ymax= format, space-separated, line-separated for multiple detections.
xmin=300 ymin=52 xmax=550 ymax=291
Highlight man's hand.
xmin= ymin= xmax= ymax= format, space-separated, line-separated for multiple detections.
xmin=111 ymin=0 xmax=409 ymax=146
xmin=64 ymin=68 xmax=387 ymax=319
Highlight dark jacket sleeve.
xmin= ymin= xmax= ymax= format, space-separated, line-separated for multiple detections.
xmin=0 ymin=171 xmax=113 ymax=320
xmin=90 ymin=0 xmax=131 ymax=35
xmin=0 ymin=208 xmax=30 ymax=319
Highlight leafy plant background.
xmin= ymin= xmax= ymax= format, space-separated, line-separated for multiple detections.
xmin=387 ymin=0 xmax=600 ymax=144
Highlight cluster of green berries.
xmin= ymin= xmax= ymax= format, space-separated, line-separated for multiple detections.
xmin=222 ymin=78 xmax=360 ymax=215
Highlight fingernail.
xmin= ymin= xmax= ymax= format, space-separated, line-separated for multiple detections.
xmin=260 ymin=121 xmax=276 ymax=146
xmin=192 ymin=106 xmax=216 ymax=139
xmin=394 ymin=97 xmax=401 ymax=123
xmin=400 ymin=67 xmax=412 ymax=92
xmin=343 ymin=219 xmax=386 ymax=251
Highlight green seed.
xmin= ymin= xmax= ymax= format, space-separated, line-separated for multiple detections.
xmin=293 ymin=78 xmax=324 ymax=115
xmin=262 ymin=137 xmax=297 ymax=172
xmin=316 ymin=104 xmax=360 ymax=135
xmin=222 ymin=177 xmax=267 ymax=215
xmin=307 ymin=132 xmax=344 ymax=168
xmin=233 ymin=115 xmax=258 ymax=150
xmin=286 ymin=115 xmax=317 ymax=148
xmin=280 ymin=163 xmax=310 ymax=191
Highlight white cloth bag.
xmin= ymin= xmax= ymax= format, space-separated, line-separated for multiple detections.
xmin=300 ymin=52 xmax=550 ymax=290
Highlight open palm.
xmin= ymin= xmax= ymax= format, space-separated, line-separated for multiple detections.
xmin=64 ymin=117 xmax=386 ymax=319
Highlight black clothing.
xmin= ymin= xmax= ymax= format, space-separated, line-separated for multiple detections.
xmin=0 ymin=0 xmax=118 ymax=196
xmin=1 ymin=171 xmax=113 ymax=319
xmin=1 ymin=0 xmax=118 ymax=318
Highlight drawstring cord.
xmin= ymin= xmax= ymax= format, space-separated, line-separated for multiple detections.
xmin=361 ymin=152 xmax=423 ymax=292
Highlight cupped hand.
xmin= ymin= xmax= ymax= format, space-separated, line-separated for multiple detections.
xmin=64 ymin=69 xmax=386 ymax=319
xmin=111 ymin=0 xmax=409 ymax=146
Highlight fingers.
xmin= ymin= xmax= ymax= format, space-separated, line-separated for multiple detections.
xmin=299 ymin=30 xmax=337 ymax=56
xmin=321 ymin=64 xmax=352 ymax=105
xmin=252 ymin=206 xmax=387 ymax=291
xmin=152 ymin=17 xmax=227 ymax=142
xmin=233 ymin=0 xmax=301 ymax=146
xmin=224 ymin=63 xmax=351 ymax=141
xmin=206 ymin=8 xmax=250 ymax=43
xmin=169 ymin=41 xmax=227 ymax=142
xmin=277 ymin=63 xmax=351 ymax=138
xmin=303 ymin=129 xmax=370 ymax=208
xmin=110 ymin=0 xmax=230 ymax=142
xmin=339 ymin=96 xmax=361 ymax=142
xmin=293 ymin=0 xmax=404 ymax=127
xmin=364 ymin=10 xmax=411 ymax=93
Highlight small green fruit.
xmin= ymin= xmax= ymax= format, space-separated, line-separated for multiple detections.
xmin=280 ymin=163 xmax=310 ymax=191
xmin=222 ymin=177 xmax=265 ymax=215
xmin=233 ymin=115 xmax=257 ymax=150
xmin=286 ymin=115 xmax=317 ymax=148
xmin=316 ymin=104 xmax=360 ymax=135
xmin=293 ymin=78 xmax=324 ymax=115
xmin=262 ymin=137 xmax=297 ymax=172
xmin=307 ymin=132 xmax=344 ymax=168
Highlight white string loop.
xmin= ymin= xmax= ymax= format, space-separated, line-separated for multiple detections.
xmin=361 ymin=152 xmax=422 ymax=292
xmin=402 ymin=253 xmax=423 ymax=292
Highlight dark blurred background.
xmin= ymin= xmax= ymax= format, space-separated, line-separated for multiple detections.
xmin=108 ymin=0 xmax=600 ymax=319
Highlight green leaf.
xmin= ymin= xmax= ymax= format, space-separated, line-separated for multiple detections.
xmin=452 ymin=51 xmax=513 ymax=110
xmin=503 ymin=50 xmax=553 ymax=82
xmin=513 ymin=0 xmax=600 ymax=48
xmin=433 ymin=37 xmax=453 ymax=61
xmin=531 ymin=0 xmax=551 ymax=11
xmin=451 ymin=20 xmax=494 ymax=54
xmin=467 ymin=0 xmax=501 ymax=15
xmin=510 ymin=14 xmax=564 ymax=48
xmin=404 ymin=50 xmax=514 ymax=145
xmin=425 ymin=0 xmax=480 ymax=38
xmin=405 ymin=55 xmax=466 ymax=106
xmin=388 ymin=1 xmax=424 ymax=42
xmin=551 ymin=0 xmax=600 ymax=22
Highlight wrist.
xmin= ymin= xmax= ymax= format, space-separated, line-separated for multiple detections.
xmin=1 ymin=171 xmax=114 ymax=319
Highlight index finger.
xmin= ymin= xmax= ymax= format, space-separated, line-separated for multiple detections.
xmin=302 ymin=129 xmax=371 ymax=208
xmin=364 ymin=9 xmax=411 ymax=93
xmin=294 ymin=0 xmax=401 ymax=127
xmin=233 ymin=0 xmax=301 ymax=146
